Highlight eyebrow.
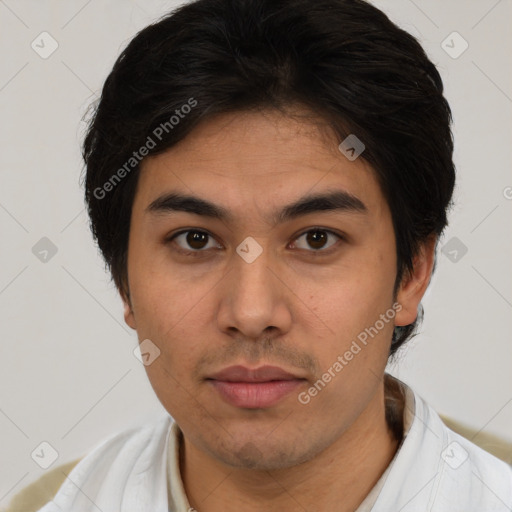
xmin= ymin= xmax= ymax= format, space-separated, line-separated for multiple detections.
xmin=146 ymin=190 xmax=368 ymax=226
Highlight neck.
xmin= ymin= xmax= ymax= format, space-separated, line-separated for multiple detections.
xmin=181 ymin=378 xmax=401 ymax=512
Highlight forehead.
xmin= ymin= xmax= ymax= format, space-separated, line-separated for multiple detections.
xmin=134 ymin=110 xmax=388 ymax=223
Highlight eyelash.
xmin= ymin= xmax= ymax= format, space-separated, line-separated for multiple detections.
xmin=166 ymin=228 xmax=344 ymax=258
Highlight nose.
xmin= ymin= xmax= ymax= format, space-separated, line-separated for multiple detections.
xmin=216 ymin=245 xmax=292 ymax=341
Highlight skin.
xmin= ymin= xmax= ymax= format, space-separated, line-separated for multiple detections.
xmin=122 ymin=108 xmax=436 ymax=512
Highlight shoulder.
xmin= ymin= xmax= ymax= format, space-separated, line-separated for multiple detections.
xmin=439 ymin=419 xmax=512 ymax=498
xmin=2 ymin=413 xmax=173 ymax=512
xmin=417 ymin=393 xmax=512 ymax=510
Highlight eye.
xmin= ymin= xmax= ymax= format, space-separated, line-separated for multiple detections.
xmin=290 ymin=228 xmax=343 ymax=252
xmin=170 ymin=229 xmax=221 ymax=255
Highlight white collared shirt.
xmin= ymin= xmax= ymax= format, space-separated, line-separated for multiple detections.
xmin=38 ymin=378 xmax=512 ymax=512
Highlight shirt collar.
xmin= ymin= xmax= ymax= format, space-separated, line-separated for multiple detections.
xmin=355 ymin=374 xmax=415 ymax=511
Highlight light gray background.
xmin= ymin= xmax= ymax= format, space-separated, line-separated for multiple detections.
xmin=1 ymin=0 xmax=511 ymax=506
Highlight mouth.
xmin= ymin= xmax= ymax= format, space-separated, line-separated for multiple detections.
xmin=206 ymin=365 xmax=307 ymax=409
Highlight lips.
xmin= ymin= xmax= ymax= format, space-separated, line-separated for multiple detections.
xmin=207 ymin=365 xmax=306 ymax=408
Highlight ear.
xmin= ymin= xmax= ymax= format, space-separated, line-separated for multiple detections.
xmin=119 ymin=286 xmax=137 ymax=330
xmin=394 ymin=234 xmax=437 ymax=327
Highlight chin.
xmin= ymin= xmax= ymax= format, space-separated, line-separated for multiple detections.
xmin=209 ymin=435 xmax=320 ymax=471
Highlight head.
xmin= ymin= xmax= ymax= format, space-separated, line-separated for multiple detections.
xmin=82 ymin=0 xmax=455 ymax=470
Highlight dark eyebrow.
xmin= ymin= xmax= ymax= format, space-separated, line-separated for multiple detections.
xmin=274 ymin=190 xmax=368 ymax=224
xmin=146 ymin=192 xmax=234 ymax=221
xmin=146 ymin=190 xmax=368 ymax=225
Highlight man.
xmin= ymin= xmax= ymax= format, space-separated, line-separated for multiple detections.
xmin=11 ymin=0 xmax=512 ymax=510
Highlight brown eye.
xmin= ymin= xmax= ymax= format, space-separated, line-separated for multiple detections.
xmin=171 ymin=230 xmax=221 ymax=253
xmin=292 ymin=229 xmax=342 ymax=252
xmin=185 ymin=231 xmax=209 ymax=249
xmin=306 ymin=230 xmax=328 ymax=250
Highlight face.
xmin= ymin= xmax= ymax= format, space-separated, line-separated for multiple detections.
xmin=123 ymin=109 xmax=427 ymax=471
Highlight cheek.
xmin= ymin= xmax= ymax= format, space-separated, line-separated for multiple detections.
xmin=132 ymin=281 xmax=207 ymax=358
xmin=129 ymin=264 xmax=216 ymax=378
xmin=307 ymin=252 xmax=395 ymax=330
xmin=128 ymin=239 xmax=212 ymax=338
xmin=310 ymin=295 xmax=394 ymax=378
xmin=300 ymin=249 xmax=396 ymax=376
